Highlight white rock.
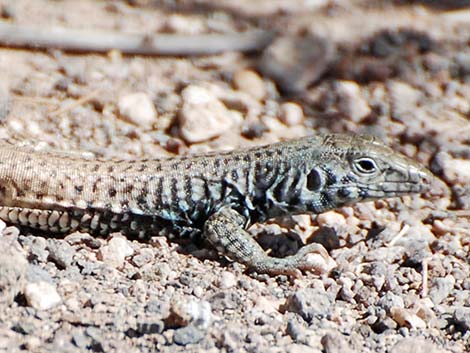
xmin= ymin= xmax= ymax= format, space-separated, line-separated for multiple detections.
xmin=339 ymin=276 xmax=355 ymax=302
xmin=186 ymin=300 xmax=213 ymax=329
xmin=291 ymin=214 xmax=312 ymax=229
xmin=193 ymin=286 xmax=204 ymax=298
xmin=253 ymin=296 xmax=282 ymax=314
xmin=232 ymin=69 xmax=266 ymax=101
xmin=316 ymin=211 xmax=346 ymax=227
xmin=98 ymin=236 xmax=134 ymax=268
xmin=335 ymin=81 xmax=371 ymax=122
xmin=118 ymin=92 xmax=157 ymax=127
xmin=179 ymin=85 xmax=238 ymax=143
xmin=218 ymin=271 xmax=237 ymax=289
xmin=391 ymin=307 xmax=426 ymax=329
xmin=170 ymin=298 xmax=213 ymax=329
xmin=388 ymin=80 xmax=422 ymax=117
xmin=24 ymin=282 xmax=61 ymax=310
xmin=279 ymin=102 xmax=303 ymax=126
xmin=441 ymin=156 xmax=470 ymax=184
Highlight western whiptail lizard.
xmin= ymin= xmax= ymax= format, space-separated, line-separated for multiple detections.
xmin=0 ymin=134 xmax=433 ymax=276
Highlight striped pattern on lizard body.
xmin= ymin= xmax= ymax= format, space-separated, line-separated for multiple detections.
xmin=0 ymin=134 xmax=433 ymax=276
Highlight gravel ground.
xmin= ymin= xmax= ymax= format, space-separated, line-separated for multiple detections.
xmin=0 ymin=1 xmax=469 ymax=352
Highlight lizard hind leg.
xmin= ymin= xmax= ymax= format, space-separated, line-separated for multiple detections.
xmin=203 ymin=207 xmax=335 ymax=277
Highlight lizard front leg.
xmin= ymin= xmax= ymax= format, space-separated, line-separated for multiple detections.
xmin=203 ymin=207 xmax=335 ymax=277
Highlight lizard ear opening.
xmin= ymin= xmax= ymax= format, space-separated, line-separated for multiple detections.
xmin=306 ymin=168 xmax=323 ymax=191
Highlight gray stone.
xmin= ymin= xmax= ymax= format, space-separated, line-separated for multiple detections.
xmin=453 ymin=307 xmax=470 ymax=331
xmin=131 ymin=248 xmax=155 ymax=268
xmin=26 ymin=265 xmax=53 ymax=283
xmin=390 ymin=337 xmax=441 ymax=353
xmin=377 ymin=292 xmax=405 ymax=313
xmin=71 ymin=329 xmax=90 ymax=349
xmin=321 ymin=331 xmax=355 ymax=353
xmin=429 ymin=276 xmax=455 ymax=305
xmin=285 ymin=288 xmax=332 ymax=322
xmin=47 ymin=239 xmax=75 ymax=269
xmin=0 ymin=238 xmax=27 ymax=304
xmin=20 ymin=236 xmax=49 ymax=263
xmin=259 ymin=34 xmax=335 ymax=93
xmin=173 ymin=325 xmax=204 ymax=346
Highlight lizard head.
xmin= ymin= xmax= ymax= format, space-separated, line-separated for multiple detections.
xmin=299 ymin=134 xmax=434 ymax=212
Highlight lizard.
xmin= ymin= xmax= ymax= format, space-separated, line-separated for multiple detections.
xmin=0 ymin=134 xmax=433 ymax=276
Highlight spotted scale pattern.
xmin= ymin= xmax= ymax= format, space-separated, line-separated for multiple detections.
xmin=0 ymin=134 xmax=433 ymax=253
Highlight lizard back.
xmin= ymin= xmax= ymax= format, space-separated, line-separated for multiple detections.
xmin=0 ymin=134 xmax=432 ymax=239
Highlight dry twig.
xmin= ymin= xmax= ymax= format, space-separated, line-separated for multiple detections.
xmin=0 ymin=22 xmax=274 ymax=56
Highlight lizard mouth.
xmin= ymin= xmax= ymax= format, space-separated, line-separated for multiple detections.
xmin=362 ymin=180 xmax=432 ymax=197
xmin=366 ymin=168 xmax=434 ymax=195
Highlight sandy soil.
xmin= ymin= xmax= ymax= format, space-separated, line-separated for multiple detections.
xmin=0 ymin=1 xmax=469 ymax=352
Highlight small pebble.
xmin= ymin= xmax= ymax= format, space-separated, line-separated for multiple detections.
xmin=429 ymin=276 xmax=455 ymax=305
xmin=97 ymin=236 xmax=134 ymax=268
xmin=24 ymin=281 xmax=62 ymax=310
xmin=441 ymin=156 xmax=470 ymax=184
xmin=285 ymin=288 xmax=332 ymax=321
xmin=24 ymin=236 xmax=49 ymax=263
xmin=335 ymin=81 xmax=371 ymax=122
xmin=316 ymin=211 xmax=346 ymax=228
xmin=253 ymin=296 xmax=281 ymax=315
xmin=0 ymin=238 xmax=27 ymax=305
xmin=377 ymin=292 xmax=405 ymax=313
xmin=173 ymin=326 xmax=204 ymax=346
xmin=390 ymin=307 xmax=426 ymax=329
xmin=388 ymin=81 xmax=421 ymax=120
xmin=321 ymin=331 xmax=350 ymax=353
xmin=258 ymin=34 xmax=335 ymax=93
xmin=178 ymin=85 xmax=238 ymax=143
xmin=167 ymin=297 xmax=213 ymax=329
xmin=47 ymin=239 xmax=75 ymax=269
xmin=338 ymin=276 xmax=355 ymax=303
xmin=453 ymin=307 xmax=470 ymax=331
xmin=279 ymin=102 xmax=303 ymax=126
xmin=390 ymin=337 xmax=441 ymax=353
xmin=232 ymin=69 xmax=266 ymax=101
xmin=217 ymin=271 xmax=237 ymax=289
xmin=118 ymin=92 xmax=157 ymax=128
xmin=131 ymin=248 xmax=155 ymax=268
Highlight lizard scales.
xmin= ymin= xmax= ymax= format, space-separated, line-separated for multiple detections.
xmin=0 ymin=134 xmax=433 ymax=275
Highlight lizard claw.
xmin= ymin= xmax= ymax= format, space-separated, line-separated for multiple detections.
xmin=293 ymin=243 xmax=337 ymax=274
xmin=248 ymin=243 xmax=336 ymax=277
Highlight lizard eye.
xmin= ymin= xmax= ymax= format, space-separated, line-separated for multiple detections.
xmin=306 ymin=168 xmax=323 ymax=191
xmin=353 ymin=157 xmax=378 ymax=174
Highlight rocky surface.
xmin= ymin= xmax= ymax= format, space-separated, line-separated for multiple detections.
xmin=0 ymin=1 xmax=469 ymax=352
